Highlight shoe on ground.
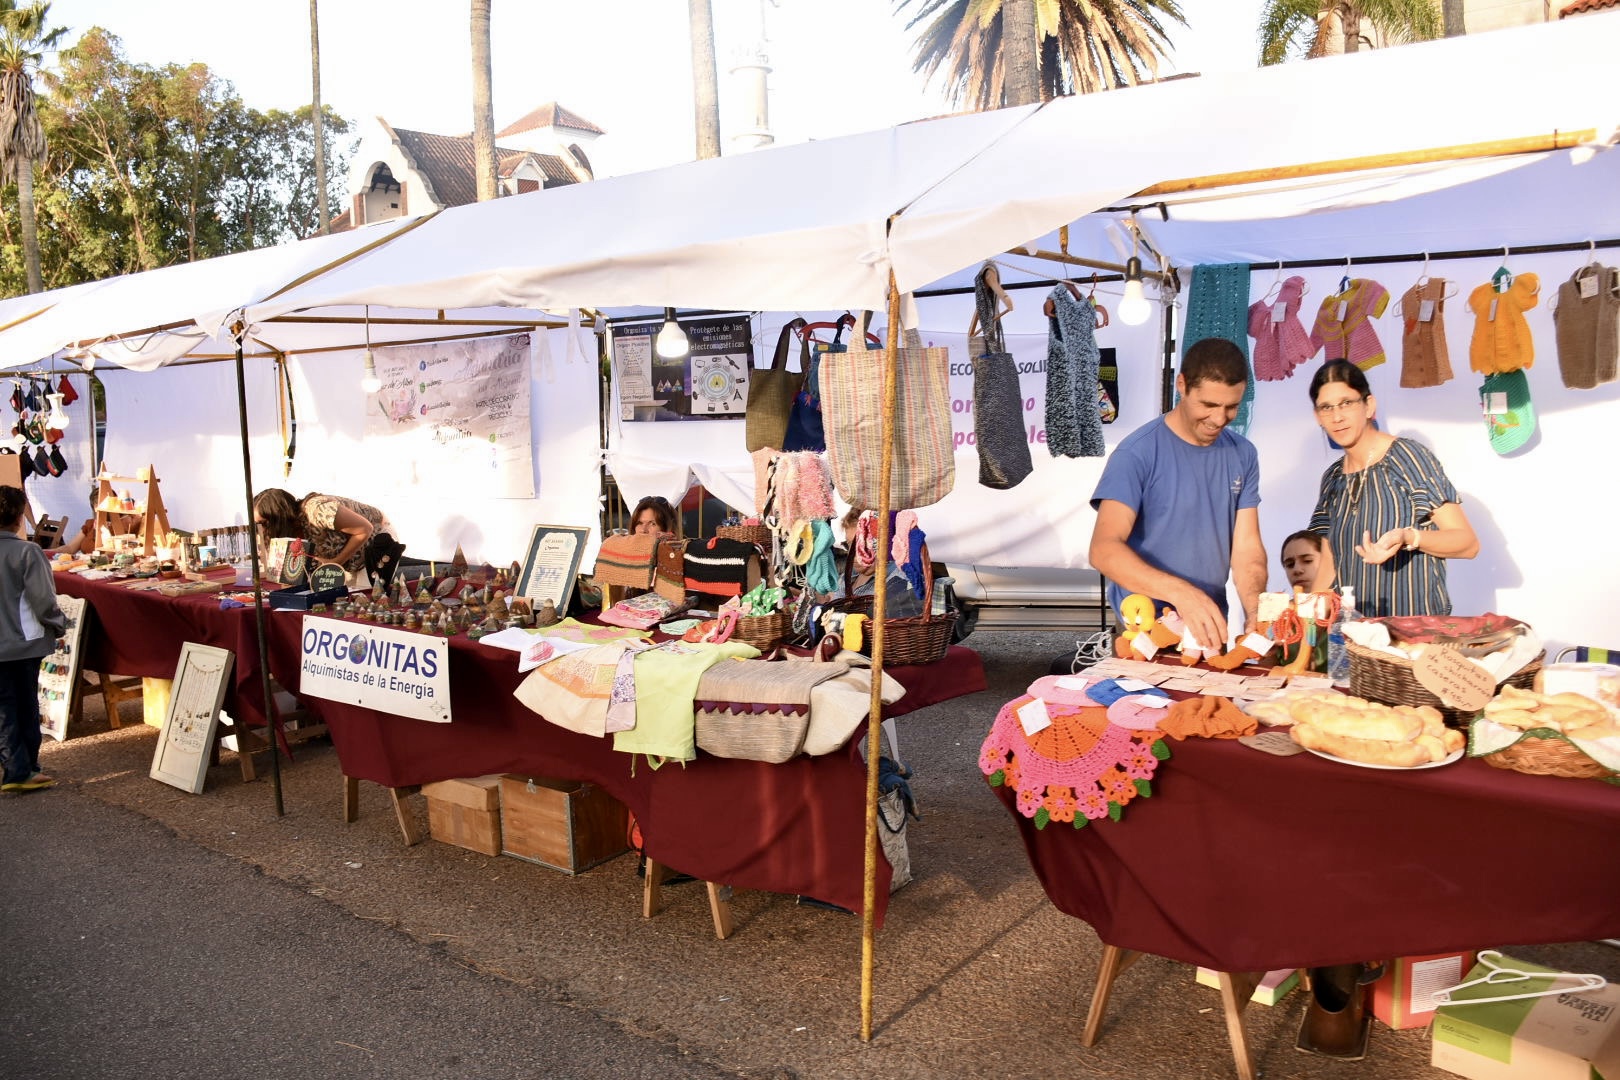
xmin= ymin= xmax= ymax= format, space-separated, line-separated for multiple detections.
xmin=2 ymin=772 xmax=56 ymax=793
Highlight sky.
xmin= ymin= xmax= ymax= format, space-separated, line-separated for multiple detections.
xmin=40 ymin=0 xmax=1268 ymax=179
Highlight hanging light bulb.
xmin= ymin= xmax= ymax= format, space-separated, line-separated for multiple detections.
xmin=655 ymin=307 xmax=689 ymax=359
xmin=360 ymin=305 xmax=383 ymax=393
xmin=45 ymin=392 xmax=70 ymax=431
xmin=1117 ymin=256 xmax=1152 ymax=326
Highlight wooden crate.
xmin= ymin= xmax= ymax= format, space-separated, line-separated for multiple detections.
xmin=499 ymin=775 xmax=629 ymax=874
xmin=421 ymin=775 xmax=503 ymax=856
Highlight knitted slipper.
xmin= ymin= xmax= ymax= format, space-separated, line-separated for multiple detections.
xmin=1479 ymin=369 xmax=1535 ymax=455
xmin=48 ymin=444 xmax=67 ymax=476
xmin=57 ymin=375 xmax=78 ymax=406
xmin=8 ymin=384 xmax=20 ymax=412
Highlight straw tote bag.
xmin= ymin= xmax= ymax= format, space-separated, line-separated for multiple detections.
xmin=745 ymin=318 xmax=808 ymax=452
xmin=820 ymin=317 xmax=955 ymax=510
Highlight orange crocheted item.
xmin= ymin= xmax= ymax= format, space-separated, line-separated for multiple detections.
xmin=980 ymin=695 xmax=1169 ymax=830
xmin=1158 ymin=696 xmax=1256 ymax=741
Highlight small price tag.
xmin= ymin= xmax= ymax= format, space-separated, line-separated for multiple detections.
xmin=1418 ymin=298 xmax=1435 ymax=322
xmin=1239 ymin=730 xmax=1307 ymax=756
xmin=1412 ymin=648 xmax=1496 ymax=711
xmin=1055 ymin=676 xmax=1090 ymax=691
xmin=1130 ymin=634 xmax=1159 ymax=661
xmin=1335 ymin=300 xmax=1349 ymax=322
xmin=1580 ymin=274 xmax=1599 ymax=299
xmin=1270 ymin=302 xmax=1287 ymax=324
xmin=1485 ymin=391 xmax=1509 ymax=416
xmin=1488 ymin=298 xmax=1498 ymax=322
xmin=1114 ymin=677 xmax=1155 ymax=692
xmin=1240 ymin=632 xmax=1274 ymax=657
xmin=1017 ymin=696 xmax=1052 ymax=736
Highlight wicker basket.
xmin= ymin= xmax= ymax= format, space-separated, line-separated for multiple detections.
xmin=833 ymin=543 xmax=954 ymax=667
xmin=732 ymin=608 xmax=791 ymax=651
xmin=1348 ymin=640 xmax=1543 ymax=728
xmin=1482 ymin=733 xmax=1616 ymax=780
xmin=716 ymin=524 xmax=772 ymax=549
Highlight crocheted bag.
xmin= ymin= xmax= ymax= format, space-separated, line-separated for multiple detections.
xmin=653 ymin=537 xmax=688 ymax=603
xmin=969 ymin=266 xmax=1035 ymax=487
xmin=745 ymin=318 xmax=807 ymax=452
xmin=594 ymin=533 xmax=659 ymax=589
xmin=683 ymin=537 xmax=764 ymax=599
xmin=693 ymin=656 xmax=849 ymax=762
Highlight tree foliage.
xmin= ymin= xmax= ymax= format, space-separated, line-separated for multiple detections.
xmin=0 ymin=26 xmax=352 ymax=295
xmin=1257 ymin=0 xmax=1441 ymax=65
xmin=896 ymin=0 xmax=1185 ymax=111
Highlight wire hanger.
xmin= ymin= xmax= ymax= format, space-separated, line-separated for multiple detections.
xmin=1262 ymin=265 xmax=1285 ymax=304
xmin=1089 ymin=273 xmax=1109 ymax=327
xmin=1429 ymin=950 xmax=1607 ymax=1007
xmin=969 ymin=262 xmax=1015 ymax=341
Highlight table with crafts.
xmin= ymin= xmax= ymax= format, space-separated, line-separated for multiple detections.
xmin=985 ymin=663 xmax=1620 ymax=1079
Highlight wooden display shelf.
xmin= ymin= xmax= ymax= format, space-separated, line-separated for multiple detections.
xmin=94 ymin=464 xmax=170 ymax=557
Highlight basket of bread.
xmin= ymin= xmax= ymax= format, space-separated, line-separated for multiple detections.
xmin=1248 ymin=691 xmax=1465 ymax=768
xmin=1469 ymin=685 xmax=1620 ymax=780
xmin=1346 ymin=614 xmax=1542 ymax=728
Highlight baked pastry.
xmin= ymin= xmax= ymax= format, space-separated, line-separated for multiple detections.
xmin=1287 ymin=692 xmax=1460 ymax=765
xmin=1482 ymin=685 xmax=1620 ymax=739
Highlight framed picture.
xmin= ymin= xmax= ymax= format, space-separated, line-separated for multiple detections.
xmin=516 ymin=524 xmax=590 ymax=615
xmin=37 ymin=595 xmax=87 ymax=742
xmin=150 ymin=642 xmax=235 ymax=794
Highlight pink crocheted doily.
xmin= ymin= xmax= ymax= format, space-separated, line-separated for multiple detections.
xmin=979 ymin=695 xmax=1168 ymax=829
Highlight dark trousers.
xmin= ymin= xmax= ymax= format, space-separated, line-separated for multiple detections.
xmin=0 ymin=656 xmax=44 ymax=783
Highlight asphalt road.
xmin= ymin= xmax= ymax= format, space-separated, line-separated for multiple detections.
xmin=0 ymin=786 xmax=739 ymax=1080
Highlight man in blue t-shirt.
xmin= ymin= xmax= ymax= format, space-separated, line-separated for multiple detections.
xmin=1088 ymin=338 xmax=1267 ymax=653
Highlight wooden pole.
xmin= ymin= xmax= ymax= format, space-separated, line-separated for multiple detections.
xmin=860 ymin=274 xmax=902 ymax=1041
xmin=1131 ymin=129 xmax=1596 ymax=199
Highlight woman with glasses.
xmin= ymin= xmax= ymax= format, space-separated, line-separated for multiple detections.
xmin=1305 ymin=360 xmax=1478 ymax=617
xmin=252 ymin=488 xmax=404 ymax=590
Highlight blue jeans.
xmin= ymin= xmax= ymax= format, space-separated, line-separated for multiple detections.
xmin=0 ymin=656 xmax=44 ymax=784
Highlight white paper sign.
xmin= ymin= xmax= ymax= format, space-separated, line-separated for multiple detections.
xmin=1017 ymin=696 xmax=1052 ymax=736
xmin=297 ymin=616 xmax=451 ymax=723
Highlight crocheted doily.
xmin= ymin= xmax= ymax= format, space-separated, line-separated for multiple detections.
xmin=980 ymin=695 xmax=1169 ymax=829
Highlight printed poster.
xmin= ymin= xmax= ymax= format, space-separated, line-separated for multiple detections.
xmin=365 ymin=332 xmax=535 ymax=497
xmin=613 ymin=315 xmax=753 ymax=421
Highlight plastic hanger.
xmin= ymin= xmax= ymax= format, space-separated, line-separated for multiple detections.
xmin=1429 ymin=950 xmax=1607 ymax=1007
xmin=1492 ymin=248 xmax=1513 ymax=293
xmin=1088 ymin=274 xmax=1110 ymax=328
xmin=1262 ymin=265 xmax=1285 ymax=304
xmin=1338 ymin=257 xmax=1353 ymax=296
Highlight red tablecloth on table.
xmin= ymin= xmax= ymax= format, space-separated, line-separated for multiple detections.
xmin=994 ymin=736 xmax=1620 ymax=971
xmin=58 ymin=573 xmax=988 ymax=919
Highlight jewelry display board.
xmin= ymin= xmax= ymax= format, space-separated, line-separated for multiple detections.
xmin=149 ymin=642 xmax=234 ymax=794
xmin=37 ymin=594 xmax=86 ymax=742
xmin=516 ymin=524 xmax=589 ymax=614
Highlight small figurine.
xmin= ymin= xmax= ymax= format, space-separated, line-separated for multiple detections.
xmin=534 ymin=599 xmax=559 ymax=627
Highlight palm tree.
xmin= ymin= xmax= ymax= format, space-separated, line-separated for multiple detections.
xmin=309 ymin=0 xmax=328 ymax=234
xmin=896 ymin=0 xmax=1185 ymax=111
xmin=1000 ymin=0 xmax=1039 ymax=106
xmin=471 ymin=0 xmax=496 ymax=201
xmin=0 ymin=0 xmax=64 ymax=293
xmin=1258 ymin=0 xmax=1440 ymax=65
xmin=688 ymin=0 xmax=720 ymax=159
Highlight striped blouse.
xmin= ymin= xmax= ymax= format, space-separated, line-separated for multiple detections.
xmin=1308 ymin=437 xmax=1460 ymax=618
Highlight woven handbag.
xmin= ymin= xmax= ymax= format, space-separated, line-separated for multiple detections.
xmin=694 ymin=656 xmax=849 ymax=763
xmin=969 ymin=265 xmax=1033 ymax=490
xmin=683 ymin=536 xmax=764 ymax=599
xmin=653 ymin=537 xmax=688 ymax=603
xmin=594 ymin=533 xmax=659 ymax=589
xmin=744 ymin=317 xmax=808 ymax=452
xmin=833 ymin=543 xmax=954 ymax=666
xmin=820 ymin=318 xmax=955 ymax=510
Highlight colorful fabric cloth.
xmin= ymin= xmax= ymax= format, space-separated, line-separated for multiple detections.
xmin=979 ymin=694 xmax=1169 ymax=829
xmin=1308 ymin=437 xmax=1461 ymax=618
xmin=612 ymin=640 xmax=758 ymax=766
xmin=1310 ymin=278 xmax=1391 ymax=371
xmin=1247 ymin=275 xmax=1314 ymax=381
xmin=1468 ymin=273 xmax=1540 ymax=374
xmin=1396 ymin=278 xmax=1455 ymax=389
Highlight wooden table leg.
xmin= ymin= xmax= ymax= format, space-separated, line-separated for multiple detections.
xmin=706 ymin=882 xmax=734 ymax=940
xmin=389 ymin=784 xmax=425 ymax=845
xmin=642 ymin=858 xmax=668 ymax=918
xmin=1216 ymin=970 xmax=1263 ymax=1080
xmin=642 ymin=859 xmax=735 ymax=939
xmin=342 ymin=775 xmax=360 ymax=823
xmin=1081 ymin=943 xmax=1142 ymax=1047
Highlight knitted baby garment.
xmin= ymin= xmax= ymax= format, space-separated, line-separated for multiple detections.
xmin=1468 ymin=272 xmax=1540 ymax=374
xmin=1045 ymin=285 xmax=1106 ymax=458
xmin=1553 ymin=264 xmax=1620 ymax=389
xmin=1397 ymin=278 xmax=1455 ymax=389
xmin=1247 ymin=275 xmax=1315 ymax=381
xmin=1310 ymin=278 xmax=1391 ymax=371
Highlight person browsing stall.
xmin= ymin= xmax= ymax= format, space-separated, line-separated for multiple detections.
xmin=1305 ymin=360 xmax=1478 ymax=618
xmin=1088 ymin=338 xmax=1268 ymax=651
xmin=253 ymin=488 xmax=404 ymax=589
xmin=0 ymin=485 xmax=68 ymax=793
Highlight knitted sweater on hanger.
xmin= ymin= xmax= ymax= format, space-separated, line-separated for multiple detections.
xmin=1044 ymin=285 xmax=1106 ymax=458
xmin=1310 ymin=278 xmax=1391 ymax=371
xmin=1247 ymin=275 xmax=1314 ymax=381
xmin=1182 ymin=264 xmax=1254 ymax=436
xmin=1553 ymin=264 xmax=1619 ymax=389
xmin=1467 ymin=273 xmax=1539 ymax=374
xmin=1397 ymin=278 xmax=1454 ymax=389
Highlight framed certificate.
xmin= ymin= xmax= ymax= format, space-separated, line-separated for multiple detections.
xmin=516 ymin=524 xmax=590 ymax=614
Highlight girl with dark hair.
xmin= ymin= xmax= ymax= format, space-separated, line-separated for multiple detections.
xmin=1305 ymin=360 xmax=1478 ymax=618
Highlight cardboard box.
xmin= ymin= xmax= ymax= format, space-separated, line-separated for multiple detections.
xmin=1195 ymin=967 xmax=1300 ymax=1006
xmin=422 ymin=775 xmax=503 ymax=856
xmin=1372 ymin=952 xmax=1477 ymax=1030
xmin=1432 ymin=954 xmax=1620 ymax=1080
xmin=499 ymin=775 xmax=628 ymax=874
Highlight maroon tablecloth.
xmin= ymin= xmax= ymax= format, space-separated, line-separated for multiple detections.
xmin=59 ymin=570 xmax=987 ymax=920
xmin=55 ymin=572 xmax=286 ymax=727
xmin=995 ymin=736 xmax=1620 ymax=971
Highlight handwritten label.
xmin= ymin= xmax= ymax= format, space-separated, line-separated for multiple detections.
xmin=1418 ymin=298 xmax=1435 ymax=322
xmin=1017 ymin=697 xmax=1052 ymax=736
xmin=1580 ymin=274 xmax=1599 ymax=299
xmin=1239 ymin=730 xmax=1306 ymax=756
xmin=1270 ymin=302 xmax=1287 ymax=324
xmin=1412 ymin=648 xmax=1496 ymax=710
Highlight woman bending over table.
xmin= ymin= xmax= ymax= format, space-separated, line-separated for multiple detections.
xmin=253 ymin=488 xmax=404 ymax=589
xmin=1305 ymin=360 xmax=1478 ymax=618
